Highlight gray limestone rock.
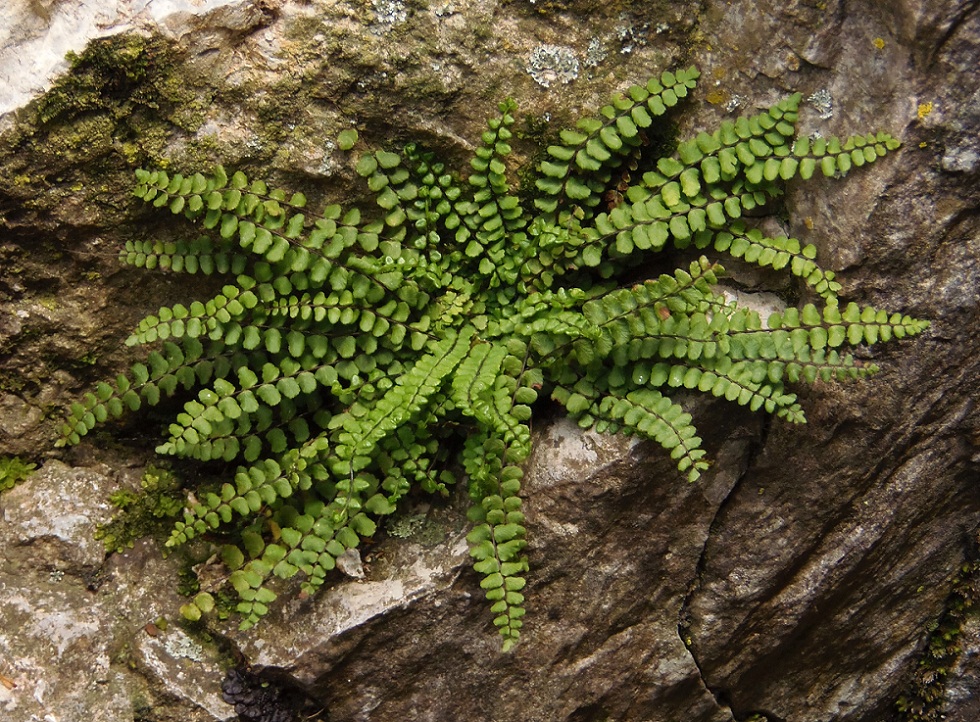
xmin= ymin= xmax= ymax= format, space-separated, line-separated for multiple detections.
xmin=0 ymin=462 xmax=237 ymax=721
xmin=1 ymin=0 xmax=978 ymax=721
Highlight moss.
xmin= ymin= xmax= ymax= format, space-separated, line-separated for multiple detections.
xmin=31 ymin=33 xmax=192 ymax=131
xmin=40 ymin=113 xmax=116 ymax=162
xmin=509 ymin=0 xmax=631 ymax=19
xmin=254 ymin=78 xmax=309 ymax=144
xmin=35 ymin=36 xmax=149 ymax=123
xmin=282 ymin=11 xmax=328 ymax=43
xmin=895 ymin=537 xmax=980 ymax=721
xmin=0 ymin=456 xmax=36 ymax=493
xmin=175 ymin=561 xmax=202 ymax=598
xmin=0 ymin=32 xmax=228 ymax=236
xmin=210 ymin=587 xmax=241 ymax=621
xmin=95 ymin=464 xmax=185 ymax=553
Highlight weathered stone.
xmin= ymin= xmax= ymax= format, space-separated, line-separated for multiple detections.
xmin=1 ymin=460 xmax=114 ymax=569
xmin=0 ymin=0 xmax=270 ymax=123
xmin=133 ymin=626 xmax=235 ymax=721
xmin=682 ymin=4 xmax=980 ymax=721
xmin=0 ymin=0 xmax=978 ymax=721
xmin=0 ymin=462 xmax=236 ymax=721
xmin=228 ymin=412 xmax=753 ymax=722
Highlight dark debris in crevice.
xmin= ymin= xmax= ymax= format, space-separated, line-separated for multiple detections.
xmin=221 ymin=666 xmax=328 ymax=722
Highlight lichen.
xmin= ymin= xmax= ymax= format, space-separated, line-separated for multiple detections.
xmin=373 ymin=0 xmax=409 ymax=29
xmin=615 ymin=12 xmax=649 ymax=55
xmin=584 ymin=37 xmax=608 ymax=68
xmin=382 ymin=511 xmax=450 ymax=548
xmin=160 ymin=628 xmax=206 ymax=662
xmin=526 ymin=45 xmax=580 ymax=88
xmin=808 ymin=89 xmax=833 ymax=120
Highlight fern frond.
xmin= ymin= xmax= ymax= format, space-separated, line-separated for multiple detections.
xmin=785 ymin=132 xmax=902 ymax=181
xmin=699 ymin=224 xmax=843 ymax=299
xmin=535 ymin=67 xmax=700 ymax=219
xmin=122 ymin=237 xmax=247 ymax=275
xmin=554 ymin=386 xmax=708 ymax=482
xmin=463 ymin=431 xmax=528 ymax=651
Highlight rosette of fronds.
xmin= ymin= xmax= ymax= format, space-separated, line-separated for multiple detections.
xmin=58 ymin=66 xmax=927 ymax=650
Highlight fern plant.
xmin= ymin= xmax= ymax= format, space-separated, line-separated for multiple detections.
xmin=57 ymin=66 xmax=927 ymax=650
xmin=0 ymin=456 xmax=36 ymax=493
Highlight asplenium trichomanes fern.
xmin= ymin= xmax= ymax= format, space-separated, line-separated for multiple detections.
xmin=57 ymin=66 xmax=927 ymax=651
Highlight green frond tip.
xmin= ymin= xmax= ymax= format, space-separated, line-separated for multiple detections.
xmin=58 ymin=64 xmax=926 ymax=651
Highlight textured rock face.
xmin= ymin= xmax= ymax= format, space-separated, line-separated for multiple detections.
xmin=0 ymin=462 xmax=232 ymax=722
xmin=0 ymin=0 xmax=267 ymax=122
xmin=682 ymin=4 xmax=980 ymax=720
xmin=1 ymin=1 xmax=978 ymax=722
xmin=230 ymin=412 xmax=757 ymax=722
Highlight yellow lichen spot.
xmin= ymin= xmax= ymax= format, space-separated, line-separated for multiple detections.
xmin=804 ymin=217 xmax=815 ymax=230
xmin=873 ymin=37 xmax=886 ymax=50
xmin=706 ymin=90 xmax=729 ymax=106
xmin=917 ymin=101 xmax=933 ymax=120
xmin=13 ymin=174 xmax=31 ymax=186
xmin=919 ymin=141 xmax=929 ymax=149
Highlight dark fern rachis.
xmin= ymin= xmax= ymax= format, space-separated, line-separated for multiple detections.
xmin=58 ymin=67 xmax=928 ymax=650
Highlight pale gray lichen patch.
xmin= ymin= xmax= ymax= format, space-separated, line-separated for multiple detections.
xmin=584 ymin=37 xmax=607 ymax=68
xmin=725 ymin=94 xmax=746 ymax=113
xmin=941 ymin=145 xmax=979 ymax=173
xmin=616 ymin=13 xmax=649 ymax=55
xmin=433 ymin=2 xmax=457 ymax=17
xmin=808 ymin=88 xmax=833 ymax=119
xmin=386 ymin=512 xmax=447 ymax=546
xmin=527 ymin=45 xmax=579 ymax=88
xmin=160 ymin=629 xmax=206 ymax=662
xmin=372 ymin=0 xmax=408 ymax=30
xmin=387 ymin=513 xmax=427 ymax=539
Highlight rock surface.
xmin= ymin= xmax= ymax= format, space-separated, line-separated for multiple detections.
xmin=0 ymin=461 xmax=233 ymax=722
xmin=0 ymin=0 xmax=266 ymax=123
xmin=1 ymin=1 xmax=979 ymax=721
